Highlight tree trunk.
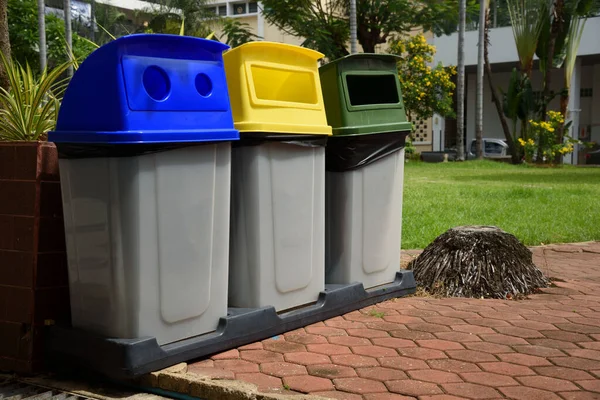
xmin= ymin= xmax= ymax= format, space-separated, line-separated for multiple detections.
xmin=64 ymin=0 xmax=73 ymax=76
xmin=90 ymin=0 xmax=96 ymax=43
xmin=484 ymin=6 xmax=520 ymax=164
xmin=38 ymin=0 xmax=47 ymax=72
xmin=475 ymin=0 xmax=487 ymax=160
xmin=456 ymin=0 xmax=467 ymax=161
xmin=349 ymin=0 xmax=357 ymax=54
xmin=0 ymin=0 xmax=11 ymax=91
xmin=538 ymin=0 xmax=564 ymax=163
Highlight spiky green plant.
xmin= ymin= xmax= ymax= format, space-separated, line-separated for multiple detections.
xmin=0 ymin=52 xmax=72 ymax=141
xmin=506 ymin=0 xmax=550 ymax=75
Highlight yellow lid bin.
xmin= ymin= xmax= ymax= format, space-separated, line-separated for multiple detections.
xmin=223 ymin=42 xmax=332 ymax=135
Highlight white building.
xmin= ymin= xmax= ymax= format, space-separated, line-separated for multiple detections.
xmin=430 ymin=15 xmax=600 ymax=164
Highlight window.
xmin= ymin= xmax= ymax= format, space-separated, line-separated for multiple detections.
xmin=581 ymin=88 xmax=593 ymax=98
xmin=232 ymin=2 xmax=246 ymax=15
xmin=470 ymin=140 xmax=477 ymax=154
xmin=218 ymin=5 xmax=227 ymax=15
xmin=248 ymin=1 xmax=258 ymax=13
xmin=485 ymin=141 xmax=505 ymax=155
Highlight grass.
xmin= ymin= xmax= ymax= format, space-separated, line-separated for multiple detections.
xmin=401 ymin=160 xmax=600 ymax=249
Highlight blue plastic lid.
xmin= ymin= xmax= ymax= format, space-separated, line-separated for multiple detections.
xmin=50 ymin=34 xmax=239 ymax=144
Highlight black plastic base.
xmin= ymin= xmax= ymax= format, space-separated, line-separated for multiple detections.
xmin=47 ymin=270 xmax=416 ymax=380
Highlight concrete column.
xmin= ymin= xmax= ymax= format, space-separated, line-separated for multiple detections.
xmin=565 ymin=57 xmax=581 ymax=165
xmin=466 ymin=72 xmax=477 ymax=151
xmin=257 ymin=1 xmax=265 ymax=40
xmin=591 ymin=63 xmax=600 ymax=144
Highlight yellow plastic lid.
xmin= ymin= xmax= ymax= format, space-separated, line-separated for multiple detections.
xmin=223 ymin=42 xmax=332 ymax=136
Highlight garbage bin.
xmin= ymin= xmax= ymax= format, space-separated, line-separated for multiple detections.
xmin=224 ymin=42 xmax=332 ymax=311
xmin=48 ymin=34 xmax=239 ymax=346
xmin=319 ymin=54 xmax=412 ymax=289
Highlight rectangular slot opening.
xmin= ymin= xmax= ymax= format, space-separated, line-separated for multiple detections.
xmin=251 ymin=65 xmax=317 ymax=105
xmin=346 ymin=74 xmax=399 ymax=106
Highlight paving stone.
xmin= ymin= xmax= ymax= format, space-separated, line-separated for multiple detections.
xmin=511 ymin=345 xmax=565 ymax=357
xmin=416 ymin=339 xmax=464 ymax=351
xmin=495 ymin=326 xmax=545 ymax=339
xmin=213 ymin=359 xmax=260 ymax=373
xmin=389 ymin=329 xmax=436 ymax=340
xmin=307 ymin=364 xmax=357 ymax=379
xmin=407 ymin=369 xmax=462 ymax=384
xmin=211 ymin=349 xmax=240 ymax=360
xmin=420 ymin=396 xmax=475 ymax=400
xmin=550 ymin=357 xmax=600 ymax=370
xmin=527 ymin=338 xmax=580 ymax=349
xmin=397 ymin=347 xmax=447 ymax=360
xmin=435 ymin=332 xmax=482 ymax=343
xmin=282 ymin=375 xmax=334 ymax=393
xmin=579 ymin=341 xmax=600 ymax=350
xmin=356 ymin=367 xmax=408 ymax=382
xmin=329 ymin=336 xmax=372 ymax=347
xmin=260 ymin=362 xmax=308 ymax=378
xmin=423 ymin=317 xmax=467 ymax=326
xmin=497 ymin=353 xmax=552 ymax=366
xmin=371 ymin=337 xmax=416 ymax=349
xmin=263 ymin=340 xmax=306 ymax=353
xmin=446 ymin=350 xmax=497 ymax=363
xmin=451 ymin=324 xmax=495 ymax=334
xmin=333 ymin=377 xmax=387 ymax=394
xmin=331 ymin=354 xmax=379 ymax=368
xmin=565 ymin=348 xmax=600 ymax=361
xmin=465 ymin=318 xmax=511 ymax=328
xmin=460 ymin=372 xmax=518 ymax=387
xmin=312 ymin=391 xmax=363 ymax=400
xmin=499 ymin=386 xmax=561 ymax=400
xmin=509 ymin=320 xmax=559 ymax=331
xmin=516 ymin=375 xmax=578 ymax=392
xmin=235 ymin=373 xmax=282 ymax=392
xmin=325 ymin=318 xmax=368 ymax=330
xmin=464 ymin=342 xmax=513 ymax=354
xmin=559 ymin=392 xmax=600 ymax=400
xmin=386 ymin=379 xmax=443 ymax=396
xmin=478 ymin=333 xmax=529 ymax=345
xmin=285 ymin=333 xmax=329 ymax=345
xmin=555 ymin=323 xmax=600 ymax=334
xmin=533 ymin=366 xmax=595 ymax=381
xmin=352 ymin=345 xmax=398 ymax=358
xmin=441 ymin=382 xmax=501 ymax=399
xmin=306 ymin=344 xmax=353 ymax=356
xmin=427 ymin=359 xmax=481 ymax=373
xmin=576 ymin=380 xmax=600 ymax=393
xmin=479 ymin=362 xmax=535 ymax=376
xmin=379 ymin=356 xmax=429 ymax=371
xmin=284 ymin=352 xmax=331 ymax=366
xmin=347 ymin=328 xmax=391 ymax=338
xmin=306 ymin=327 xmax=349 ymax=337
xmin=540 ymin=330 xmax=593 ymax=343
xmin=362 ymin=393 xmax=416 ymax=400
xmin=438 ymin=310 xmax=482 ymax=319
xmin=405 ymin=323 xmax=451 ymax=333
xmin=240 ymin=350 xmax=284 ymax=363
xmin=383 ymin=315 xmax=425 ymax=324
xmin=238 ymin=342 xmax=264 ymax=350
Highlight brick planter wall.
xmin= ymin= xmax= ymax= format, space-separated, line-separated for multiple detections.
xmin=0 ymin=141 xmax=70 ymax=373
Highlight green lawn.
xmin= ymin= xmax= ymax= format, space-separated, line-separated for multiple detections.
xmin=401 ymin=160 xmax=600 ymax=249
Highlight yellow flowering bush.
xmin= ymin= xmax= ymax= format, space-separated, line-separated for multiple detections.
xmin=528 ymin=111 xmax=575 ymax=163
xmin=389 ymin=34 xmax=456 ymax=121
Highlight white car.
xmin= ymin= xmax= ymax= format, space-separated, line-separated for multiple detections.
xmin=468 ymin=138 xmax=509 ymax=159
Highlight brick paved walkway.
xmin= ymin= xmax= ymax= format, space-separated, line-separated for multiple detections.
xmin=184 ymin=242 xmax=600 ymax=400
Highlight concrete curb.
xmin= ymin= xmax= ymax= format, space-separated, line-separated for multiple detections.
xmin=139 ymin=364 xmax=327 ymax=400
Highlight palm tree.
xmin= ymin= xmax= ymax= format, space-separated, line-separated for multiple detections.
xmin=475 ymin=0 xmax=490 ymax=160
xmin=456 ymin=0 xmax=466 ymax=161
xmin=0 ymin=0 xmax=11 ymax=90
xmin=350 ymin=0 xmax=357 ymax=54
xmin=64 ymin=0 xmax=73 ymax=77
xmin=38 ymin=0 xmax=47 ymax=72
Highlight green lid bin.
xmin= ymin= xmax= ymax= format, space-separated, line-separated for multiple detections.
xmin=320 ymin=53 xmax=411 ymax=291
xmin=319 ymin=54 xmax=412 ymax=136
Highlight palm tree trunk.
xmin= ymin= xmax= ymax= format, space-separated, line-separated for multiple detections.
xmin=90 ymin=0 xmax=96 ymax=42
xmin=0 ymin=0 xmax=11 ymax=90
xmin=64 ymin=0 xmax=73 ymax=76
xmin=476 ymin=0 xmax=488 ymax=160
xmin=349 ymin=0 xmax=357 ymax=54
xmin=456 ymin=0 xmax=467 ymax=161
xmin=484 ymin=5 xmax=520 ymax=164
xmin=37 ymin=0 xmax=47 ymax=72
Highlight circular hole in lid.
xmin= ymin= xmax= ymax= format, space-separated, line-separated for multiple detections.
xmin=143 ymin=65 xmax=171 ymax=101
xmin=195 ymin=73 xmax=213 ymax=97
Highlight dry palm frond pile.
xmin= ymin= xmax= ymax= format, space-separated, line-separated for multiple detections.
xmin=410 ymin=226 xmax=548 ymax=299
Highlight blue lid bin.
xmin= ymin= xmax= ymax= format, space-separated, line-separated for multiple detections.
xmin=48 ymin=34 xmax=238 ymax=345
